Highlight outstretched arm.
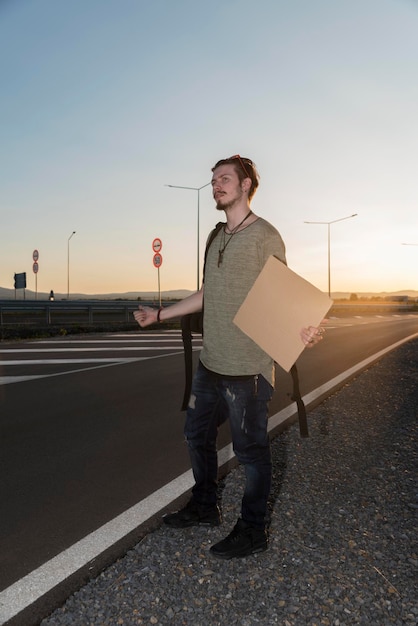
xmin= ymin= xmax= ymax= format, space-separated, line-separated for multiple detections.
xmin=133 ymin=288 xmax=204 ymax=328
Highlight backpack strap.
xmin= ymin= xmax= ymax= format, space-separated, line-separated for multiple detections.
xmin=180 ymin=313 xmax=195 ymax=410
xmin=290 ymin=363 xmax=309 ymax=437
xmin=180 ymin=222 xmax=224 ymax=410
xmin=202 ymin=221 xmax=225 ymax=278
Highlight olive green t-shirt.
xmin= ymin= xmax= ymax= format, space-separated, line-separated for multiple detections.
xmin=200 ymin=217 xmax=286 ymax=387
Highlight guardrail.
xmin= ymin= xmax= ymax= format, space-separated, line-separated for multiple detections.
xmin=0 ymin=300 xmax=159 ymax=327
xmin=1 ymin=299 xmax=416 ymax=328
xmin=329 ymin=302 xmax=417 ymax=316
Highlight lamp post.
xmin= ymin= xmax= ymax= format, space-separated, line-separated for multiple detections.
xmin=165 ymin=182 xmax=211 ymax=290
xmin=304 ymin=214 xmax=357 ymax=297
xmin=67 ymin=231 xmax=76 ymax=300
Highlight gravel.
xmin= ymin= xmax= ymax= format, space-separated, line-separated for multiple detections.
xmin=41 ymin=340 xmax=418 ymax=626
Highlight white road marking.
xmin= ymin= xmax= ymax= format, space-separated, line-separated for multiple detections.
xmin=0 ymin=333 xmax=201 ymax=385
xmin=0 ymin=358 xmax=141 ymax=365
xmin=0 ymin=346 xmax=191 ymax=353
xmin=0 ymin=350 xmax=199 ymax=385
xmin=34 ymin=338 xmax=187 ymax=344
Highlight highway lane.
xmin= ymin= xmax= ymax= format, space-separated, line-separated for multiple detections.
xmin=0 ymin=332 xmax=198 ymax=589
xmin=0 ymin=315 xmax=417 ymax=617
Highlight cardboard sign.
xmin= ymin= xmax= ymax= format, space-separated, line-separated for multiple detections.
xmin=233 ymin=256 xmax=333 ymax=372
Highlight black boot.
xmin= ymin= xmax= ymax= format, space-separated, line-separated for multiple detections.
xmin=210 ymin=518 xmax=267 ymax=559
xmin=163 ymin=499 xmax=221 ymax=528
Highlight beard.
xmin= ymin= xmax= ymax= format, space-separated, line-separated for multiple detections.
xmin=215 ymin=188 xmax=244 ymax=211
xmin=216 ymin=199 xmax=233 ymax=211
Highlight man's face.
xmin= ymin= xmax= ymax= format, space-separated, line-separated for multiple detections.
xmin=211 ymin=164 xmax=244 ymax=211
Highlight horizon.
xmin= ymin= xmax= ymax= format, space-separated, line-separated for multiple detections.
xmin=2 ymin=285 xmax=418 ymax=301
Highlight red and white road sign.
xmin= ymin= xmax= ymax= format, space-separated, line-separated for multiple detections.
xmin=152 ymin=238 xmax=162 ymax=253
xmin=153 ymin=253 xmax=163 ymax=268
xmin=33 ymin=262 xmax=39 ymax=274
xmin=33 ymin=249 xmax=39 ymax=262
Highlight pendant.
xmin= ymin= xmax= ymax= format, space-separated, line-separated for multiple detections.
xmin=218 ymin=250 xmax=224 ymax=267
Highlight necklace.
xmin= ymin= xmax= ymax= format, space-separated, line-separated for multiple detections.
xmin=218 ymin=210 xmax=252 ymax=267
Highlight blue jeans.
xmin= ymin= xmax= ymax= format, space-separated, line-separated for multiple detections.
xmin=184 ymin=362 xmax=273 ymax=529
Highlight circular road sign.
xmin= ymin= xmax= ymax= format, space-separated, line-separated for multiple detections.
xmin=152 ymin=238 xmax=162 ymax=253
xmin=153 ymin=253 xmax=163 ymax=268
xmin=33 ymin=249 xmax=39 ymax=262
xmin=33 ymin=262 xmax=39 ymax=274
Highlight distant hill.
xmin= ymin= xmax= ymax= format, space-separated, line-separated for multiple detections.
xmin=332 ymin=290 xmax=418 ymax=300
xmin=1 ymin=286 xmax=417 ymax=302
xmin=0 ymin=287 xmax=194 ymax=301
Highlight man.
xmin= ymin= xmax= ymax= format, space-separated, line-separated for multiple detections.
xmin=134 ymin=155 xmax=322 ymax=559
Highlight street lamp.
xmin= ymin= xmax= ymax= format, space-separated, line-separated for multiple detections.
xmin=304 ymin=214 xmax=357 ymax=297
xmin=67 ymin=231 xmax=76 ymax=300
xmin=165 ymin=182 xmax=211 ymax=290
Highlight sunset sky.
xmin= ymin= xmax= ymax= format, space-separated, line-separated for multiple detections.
xmin=1 ymin=0 xmax=417 ymax=297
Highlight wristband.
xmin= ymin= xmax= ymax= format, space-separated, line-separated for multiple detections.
xmin=157 ymin=307 xmax=163 ymax=323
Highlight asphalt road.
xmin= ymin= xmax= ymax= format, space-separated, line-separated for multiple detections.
xmin=0 ymin=314 xmax=417 ymax=616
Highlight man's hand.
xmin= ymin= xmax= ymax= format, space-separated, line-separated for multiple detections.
xmin=133 ymin=305 xmax=159 ymax=328
xmin=300 ymin=322 xmax=326 ymax=348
